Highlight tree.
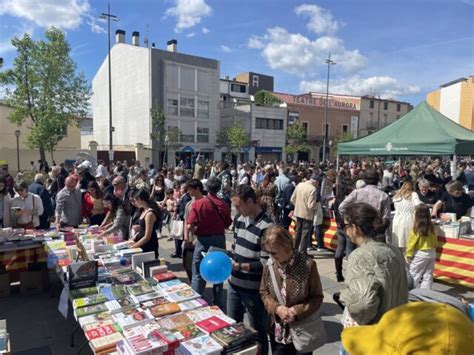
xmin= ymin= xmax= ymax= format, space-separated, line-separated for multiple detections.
xmin=254 ymin=90 xmax=282 ymax=107
xmin=0 ymin=27 xmax=90 ymax=163
xmin=150 ymin=104 xmax=166 ymax=168
xmin=226 ymin=124 xmax=249 ymax=162
xmin=332 ymin=131 xmax=353 ymax=158
xmin=286 ymin=122 xmax=310 ymax=159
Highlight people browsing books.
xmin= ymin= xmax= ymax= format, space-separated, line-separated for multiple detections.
xmin=130 ymin=189 xmax=161 ymax=258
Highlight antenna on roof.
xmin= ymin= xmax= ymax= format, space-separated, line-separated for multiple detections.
xmin=144 ymin=24 xmax=150 ymax=48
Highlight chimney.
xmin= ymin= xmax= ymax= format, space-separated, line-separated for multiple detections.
xmin=167 ymin=39 xmax=177 ymax=52
xmin=151 ymin=42 xmax=155 ymax=48
xmin=115 ymin=29 xmax=125 ymax=44
xmin=132 ymin=31 xmax=140 ymax=46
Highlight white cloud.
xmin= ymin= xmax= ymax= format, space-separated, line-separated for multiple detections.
xmin=165 ymin=0 xmax=212 ymax=32
xmin=201 ymin=27 xmax=209 ymax=34
xmin=0 ymin=23 xmax=35 ymax=54
xmin=87 ymin=18 xmax=106 ymax=34
xmin=186 ymin=32 xmax=196 ymax=38
xmin=252 ymin=27 xmax=367 ymax=75
xmin=0 ymin=0 xmax=90 ymax=30
xmin=221 ymin=45 xmax=232 ymax=53
xmin=295 ymin=4 xmax=343 ymax=35
xmin=299 ymin=75 xmax=421 ymax=98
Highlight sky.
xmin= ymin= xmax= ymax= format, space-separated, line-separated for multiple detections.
xmin=0 ymin=0 xmax=473 ymax=106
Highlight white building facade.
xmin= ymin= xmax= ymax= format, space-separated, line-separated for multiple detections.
xmin=92 ymin=32 xmax=220 ymax=165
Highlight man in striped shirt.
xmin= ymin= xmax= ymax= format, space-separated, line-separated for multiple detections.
xmin=229 ymin=185 xmax=273 ymax=355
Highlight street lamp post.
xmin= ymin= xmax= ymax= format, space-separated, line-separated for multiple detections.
xmin=100 ymin=2 xmax=118 ymax=164
xmin=164 ymin=134 xmax=170 ymax=165
xmin=14 ymin=129 xmax=20 ymax=172
xmin=322 ymin=53 xmax=335 ymax=165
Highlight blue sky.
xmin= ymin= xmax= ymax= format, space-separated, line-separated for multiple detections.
xmin=1 ymin=0 xmax=473 ymax=105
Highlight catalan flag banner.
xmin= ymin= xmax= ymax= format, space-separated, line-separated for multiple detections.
xmin=0 ymin=247 xmax=48 ymax=282
xmin=289 ymin=217 xmax=474 ymax=289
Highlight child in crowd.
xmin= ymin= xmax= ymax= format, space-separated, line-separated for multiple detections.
xmin=405 ymin=205 xmax=437 ymax=289
xmin=173 ymin=181 xmax=182 ymax=201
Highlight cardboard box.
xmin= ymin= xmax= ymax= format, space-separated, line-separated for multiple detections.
xmin=0 ymin=274 xmax=10 ymax=298
xmin=19 ymin=271 xmax=44 ymax=295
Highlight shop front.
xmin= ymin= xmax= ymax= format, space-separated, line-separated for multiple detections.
xmin=255 ymin=146 xmax=282 ymax=162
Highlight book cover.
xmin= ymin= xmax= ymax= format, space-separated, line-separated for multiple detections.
xmin=123 ymin=322 xmax=180 ymax=354
xmin=155 ymin=278 xmax=182 ymax=290
xmin=165 ymin=288 xmax=200 ymax=303
xmin=131 ymin=291 xmax=164 ymax=304
xmin=126 ymin=281 xmax=154 ymax=296
xmin=73 ymin=294 xmax=107 ymax=309
xmin=75 ymin=303 xmax=108 ymax=318
xmin=172 ymin=324 xmax=205 ymax=342
xmin=177 ymin=298 xmax=208 ymax=312
xmin=148 ymin=302 xmax=181 ymax=318
xmin=210 ymin=322 xmax=258 ymax=348
xmin=82 ymin=319 xmax=115 ymax=332
xmin=142 ymin=259 xmax=163 ymax=278
xmin=105 ymin=296 xmax=136 ymax=311
xmin=112 ymin=307 xmax=153 ymax=329
xmin=67 ymin=260 xmax=98 ymax=290
xmin=196 ymin=316 xmax=231 ymax=334
xmin=161 ymin=282 xmax=191 ymax=294
xmin=70 ymin=286 xmax=98 ymax=299
xmin=110 ymin=271 xmax=142 ymax=285
xmin=78 ymin=311 xmax=112 ymax=327
xmin=140 ymin=296 xmax=169 ymax=309
xmin=85 ymin=323 xmax=122 ymax=341
xmin=180 ymin=335 xmax=223 ymax=355
xmin=152 ymin=271 xmax=177 ymax=283
xmin=90 ymin=332 xmax=123 ymax=353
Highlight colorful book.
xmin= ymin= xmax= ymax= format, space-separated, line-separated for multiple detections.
xmin=85 ymin=323 xmax=122 ymax=341
xmin=131 ymin=291 xmax=164 ymax=304
xmin=112 ymin=307 xmax=153 ymax=329
xmin=177 ymin=298 xmax=208 ymax=312
xmin=160 ymin=282 xmax=191 ymax=294
xmin=152 ymin=271 xmax=177 ymax=282
xmin=90 ymin=332 xmax=123 ymax=353
xmin=105 ymin=296 xmax=137 ymax=311
xmin=179 ymin=335 xmax=223 ymax=355
xmin=196 ymin=316 xmax=231 ymax=334
xmin=157 ymin=313 xmax=194 ymax=330
xmin=122 ymin=322 xmax=180 ymax=354
xmin=185 ymin=306 xmax=234 ymax=323
xmin=69 ymin=286 xmax=98 ymax=299
xmin=155 ymin=278 xmax=182 ymax=290
xmin=82 ymin=319 xmax=115 ymax=332
xmin=127 ymin=281 xmax=154 ymax=296
xmin=75 ymin=303 xmax=108 ymax=318
xmin=110 ymin=271 xmax=143 ymax=284
xmin=140 ymin=296 xmax=169 ymax=309
xmin=73 ymin=294 xmax=107 ymax=309
xmin=165 ymin=288 xmax=200 ymax=303
xmin=210 ymin=322 xmax=258 ymax=349
xmin=172 ymin=324 xmax=205 ymax=342
xmin=148 ymin=302 xmax=181 ymax=318
xmin=78 ymin=311 xmax=113 ymax=327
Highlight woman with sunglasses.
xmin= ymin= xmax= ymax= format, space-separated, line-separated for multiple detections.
xmin=260 ymin=225 xmax=324 ymax=355
xmin=339 ymin=202 xmax=408 ymax=327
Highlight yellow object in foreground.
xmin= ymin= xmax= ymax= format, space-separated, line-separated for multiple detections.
xmin=342 ymin=302 xmax=474 ymax=355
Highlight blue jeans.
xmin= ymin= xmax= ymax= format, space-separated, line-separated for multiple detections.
xmin=227 ymin=283 xmax=269 ymax=355
xmin=314 ymin=224 xmax=324 ymax=248
xmin=191 ymin=235 xmax=226 ymax=309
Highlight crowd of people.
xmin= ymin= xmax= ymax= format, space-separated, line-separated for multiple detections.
xmin=0 ymin=156 xmax=473 ymax=354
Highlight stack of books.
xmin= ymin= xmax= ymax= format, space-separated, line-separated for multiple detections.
xmin=210 ymin=323 xmax=259 ymax=354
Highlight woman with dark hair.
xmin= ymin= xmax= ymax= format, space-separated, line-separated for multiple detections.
xmin=258 ymin=170 xmax=277 ymax=222
xmin=339 ymin=202 xmax=408 ymax=327
xmin=0 ymin=177 xmax=14 ymax=227
xmin=130 ymin=189 xmax=160 ymax=258
xmin=82 ymin=180 xmax=105 ymax=226
xmin=11 ymin=181 xmax=44 ymax=229
xmin=99 ymin=194 xmax=129 ymax=238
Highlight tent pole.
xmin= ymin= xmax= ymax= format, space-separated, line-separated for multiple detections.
xmin=451 ymin=155 xmax=457 ymax=180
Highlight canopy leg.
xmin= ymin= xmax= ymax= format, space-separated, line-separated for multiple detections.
xmin=451 ymin=155 xmax=457 ymax=180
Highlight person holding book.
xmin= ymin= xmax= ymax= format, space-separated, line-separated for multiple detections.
xmin=99 ymin=195 xmax=129 ymax=239
xmin=186 ymin=177 xmax=232 ymax=309
xmin=55 ymin=176 xmax=82 ymax=229
xmin=11 ymin=181 xmax=44 ymax=229
xmin=229 ymin=184 xmax=273 ymax=355
xmin=260 ymin=225 xmax=324 ymax=355
xmin=130 ymin=189 xmax=160 ymax=258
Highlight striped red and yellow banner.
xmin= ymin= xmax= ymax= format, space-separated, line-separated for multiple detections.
xmin=290 ymin=217 xmax=474 ymax=289
xmin=0 ymin=247 xmax=48 ymax=282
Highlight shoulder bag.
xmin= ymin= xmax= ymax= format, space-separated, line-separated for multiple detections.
xmin=268 ymin=259 xmax=327 ymax=353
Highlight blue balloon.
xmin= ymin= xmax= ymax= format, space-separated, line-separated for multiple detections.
xmin=200 ymin=251 xmax=232 ymax=284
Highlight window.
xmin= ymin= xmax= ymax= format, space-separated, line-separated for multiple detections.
xmin=288 ymin=111 xmax=299 ymax=125
xmin=255 ymin=118 xmax=283 ymax=130
xmin=369 ymin=100 xmax=375 ymax=109
xmin=197 ymin=127 xmax=209 ymax=143
xmin=231 ymin=84 xmax=246 ymax=93
xmin=397 ymin=103 xmax=401 ymax=112
xmin=180 ymin=133 xmax=195 ymax=143
xmin=342 ymin=124 xmax=348 ymax=133
xmin=167 ymin=98 xmax=178 ymax=116
xmin=197 ymin=100 xmax=209 ymax=119
xmin=197 ymin=70 xmax=210 ymax=94
xmin=302 ymin=122 xmax=308 ymax=137
xmin=180 ymin=97 xmax=195 ymax=117
xmin=166 ymin=64 xmax=178 ymax=90
xmin=180 ymin=66 xmax=195 ymax=91
xmin=252 ymin=75 xmax=259 ymax=87
xmin=383 ymin=102 xmax=388 ymax=110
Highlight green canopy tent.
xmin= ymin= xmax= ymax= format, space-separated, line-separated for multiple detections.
xmin=338 ymin=101 xmax=474 ymax=157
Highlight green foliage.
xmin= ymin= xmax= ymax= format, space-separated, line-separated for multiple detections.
xmin=226 ymin=125 xmax=249 ymax=155
xmin=150 ymin=104 xmax=166 ymax=168
xmin=0 ymin=27 xmax=90 ymax=162
xmin=254 ymin=90 xmax=282 ymax=107
xmin=215 ymin=130 xmax=229 ymax=149
xmin=286 ymin=122 xmax=310 ymax=155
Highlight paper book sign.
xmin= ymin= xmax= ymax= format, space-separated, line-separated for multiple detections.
xmin=58 ymin=287 xmax=69 ymax=319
